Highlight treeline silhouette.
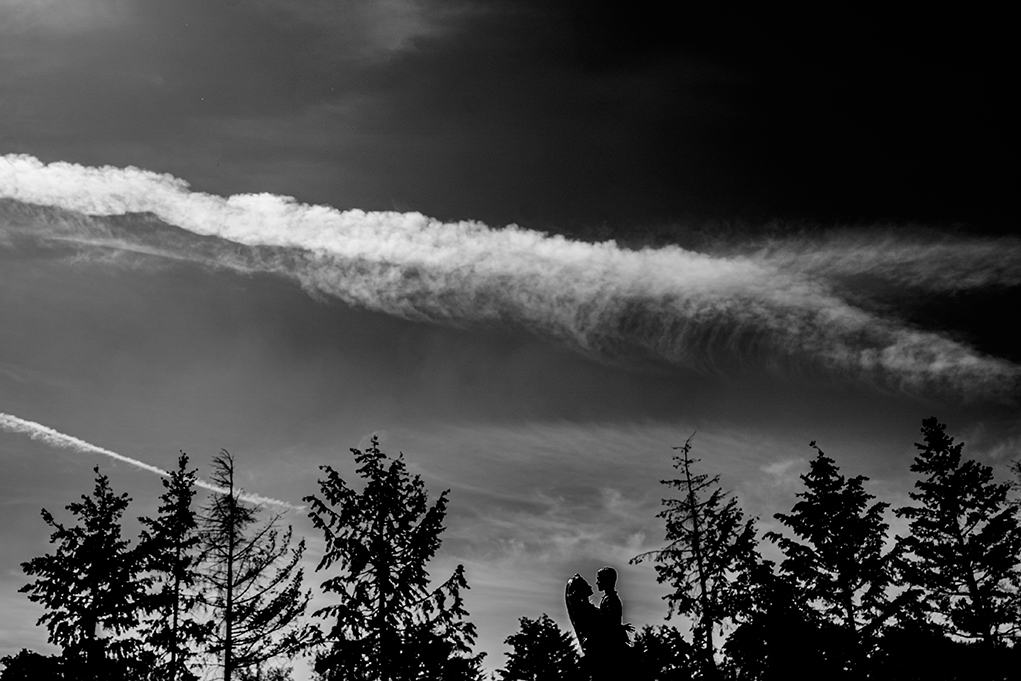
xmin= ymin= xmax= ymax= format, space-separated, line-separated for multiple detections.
xmin=3 ymin=418 xmax=1020 ymax=680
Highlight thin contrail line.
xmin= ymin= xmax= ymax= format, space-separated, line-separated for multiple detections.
xmin=0 ymin=412 xmax=304 ymax=511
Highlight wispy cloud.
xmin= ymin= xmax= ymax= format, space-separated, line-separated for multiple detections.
xmin=747 ymin=230 xmax=1021 ymax=293
xmin=389 ymin=420 xmax=810 ymax=562
xmin=0 ymin=412 xmax=304 ymax=510
xmin=1 ymin=154 xmax=1018 ymax=400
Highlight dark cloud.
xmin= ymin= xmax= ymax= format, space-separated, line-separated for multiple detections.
xmin=2 ymin=1 xmax=1013 ymax=232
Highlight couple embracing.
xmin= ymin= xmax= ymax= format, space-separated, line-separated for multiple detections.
xmin=565 ymin=567 xmax=634 ymax=680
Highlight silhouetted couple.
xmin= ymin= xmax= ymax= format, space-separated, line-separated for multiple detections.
xmin=566 ymin=567 xmax=633 ymax=680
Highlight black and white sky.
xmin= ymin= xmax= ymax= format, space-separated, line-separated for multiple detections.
xmin=1 ymin=1 xmax=1018 ymax=676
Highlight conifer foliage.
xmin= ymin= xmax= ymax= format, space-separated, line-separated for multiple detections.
xmin=631 ymin=624 xmax=696 ymax=680
xmin=765 ymin=443 xmax=896 ymax=674
xmin=498 ymin=614 xmax=581 ymax=681
xmin=895 ymin=417 xmax=1021 ymax=647
xmin=304 ymin=435 xmax=483 ymax=681
xmin=11 ymin=417 xmax=1021 ymax=681
xmin=19 ymin=466 xmax=147 ymax=680
xmin=136 ymin=452 xmax=208 ymax=681
xmin=630 ymin=436 xmax=758 ymax=679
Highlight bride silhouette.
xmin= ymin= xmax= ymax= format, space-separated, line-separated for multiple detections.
xmin=565 ymin=573 xmax=601 ymax=658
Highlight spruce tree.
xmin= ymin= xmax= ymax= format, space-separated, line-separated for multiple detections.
xmin=497 ymin=614 xmax=582 ymax=681
xmin=19 ymin=466 xmax=146 ymax=681
xmin=765 ymin=443 xmax=895 ymax=677
xmin=136 ymin=452 xmax=209 ymax=681
xmin=304 ymin=435 xmax=483 ymax=681
xmin=895 ymin=417 xmax=1021 ymax=647
xmin=630 ymin=436 xmax=758 ymax=679
xmin=199 ymin=450 xmax=313 ymax=681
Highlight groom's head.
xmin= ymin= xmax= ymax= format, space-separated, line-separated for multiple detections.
xmin=596 ymin=566 xmax=617 ymax=592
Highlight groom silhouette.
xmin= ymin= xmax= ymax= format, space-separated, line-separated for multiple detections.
xmin=594 ymin=567 xmax=632 ymax=680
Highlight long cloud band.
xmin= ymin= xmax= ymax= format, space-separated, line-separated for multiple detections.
xmin=1 ymin=153 xmax=1018 ymax=401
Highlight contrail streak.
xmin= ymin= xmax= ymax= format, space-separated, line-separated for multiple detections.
xmin=0 ymin=412 xmax=304 ymax=511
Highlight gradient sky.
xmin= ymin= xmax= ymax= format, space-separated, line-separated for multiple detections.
xmin=1 ymin=2 xmax=1018 ymax=678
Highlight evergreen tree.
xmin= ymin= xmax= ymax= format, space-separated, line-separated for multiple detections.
xmin=498 ymin=614 xmax=582 ymax=681
xmin=631 ymin=625 xmax=695 ymax=681
xmin=895 ymin=417 xmax=1021 ymax=647
xmin=722 ymin=560 xmax=845 ymax=681
xmin=200 ymin=450 xmax=313 ymax=681
xmin=19 ymin=466 xmax=147 ymax=681
xmin=304 ymin=435 xmax=484 ymax=681
xmin=630 ymin=436 xmax=758 ymax=679
xmin=765 ymin=443 xmax=896 ymax=678
xmin=136 ymin=452 xmax=210 ymax=681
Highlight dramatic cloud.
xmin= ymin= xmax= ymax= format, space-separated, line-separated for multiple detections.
xmin=1 ymin=154 xmax=1018 ymax=400
xmin=0 ymin=412 xmax=304 ymax=510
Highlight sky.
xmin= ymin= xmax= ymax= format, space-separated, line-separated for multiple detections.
xmin=1 ymin=1 xmax=1019 ymax=677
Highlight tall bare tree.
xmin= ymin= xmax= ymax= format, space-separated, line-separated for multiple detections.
xmin=200 ymin=450 xmax=313 ymax=681
xmin=631 ymin=436 xmax=758 ymax=679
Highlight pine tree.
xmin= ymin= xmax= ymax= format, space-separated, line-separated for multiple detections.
xmin=136 ymin=452 xmax=210 ymax=681
xmin=19 ymin=466 xmax=147 ymax=681
xmin=895 ymin=417 xmax=1021 ymax=647
xmin=498 ymin=614 xmax=582 ymax=681
xmin=199 ymin=450 xmax=313 ymax=681
xmin=765 ymin=443 xmax=896 ymax=677
xmin=304 ymin=435 xmax=484 ymax=681
xmin=629 ymin=436 xmax=758 ymax=679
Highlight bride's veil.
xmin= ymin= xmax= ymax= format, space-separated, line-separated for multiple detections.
xmin=565 ymin=573 xmax=597 ymax=651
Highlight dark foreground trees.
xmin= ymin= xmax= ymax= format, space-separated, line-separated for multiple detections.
xmin=765 ymin=442 xmax=897 ymax=677
xmin=0 ymin=649 xmax=64 ymax=681
xmin=895 ymin=417 xmax=1021 ymax=648
xmin=304 ymin=435 xmax=484 ymax=681
xmin=630 ymin=435 xmax=759 ymax=679
xmin=12 ymin=417 xmax=1021 ymax=681
xmin=20 ymin=466 xmax=147 ymax=681
xmin=498 ymin=614 xmax=581 ymax=681
xmin=136 ymin=453 xmax=208 ymax=681
xmin=14 ymin=450 xmax=312 ymax=681
xmin=632 ymin=418 xmax=1021 ymax=680
xmin=200 ymin=450 xmax=313 ymax=681
xmin=631 ymin=624 xmax=696 ymax=680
